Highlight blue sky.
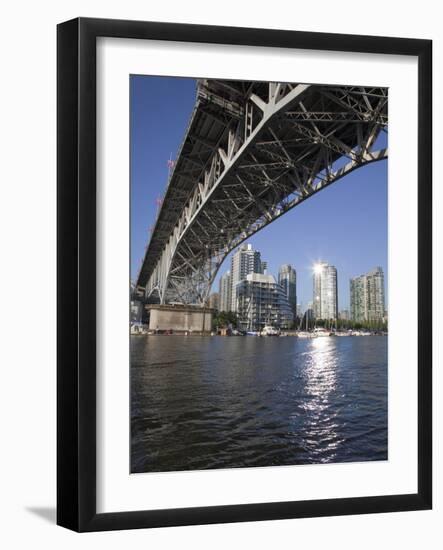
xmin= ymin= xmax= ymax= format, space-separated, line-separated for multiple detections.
xmin=130 ymin=75 xmax=387 ymax=311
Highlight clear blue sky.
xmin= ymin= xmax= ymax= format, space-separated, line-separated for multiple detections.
xmin=130 ymin=75 xmax=387 ymax=311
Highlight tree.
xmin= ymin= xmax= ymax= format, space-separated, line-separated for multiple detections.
xmin=213 ymin=311 xmax=238 ymax=331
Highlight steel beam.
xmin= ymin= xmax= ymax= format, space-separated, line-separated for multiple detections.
xmin=137 ymin=82 xmax=388 ymax=306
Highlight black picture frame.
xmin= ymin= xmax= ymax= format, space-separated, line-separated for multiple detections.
xmin=57 ymin=17 xmax=432 ymax=532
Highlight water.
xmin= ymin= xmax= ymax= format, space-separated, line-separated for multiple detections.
xmin=131 ymin=335 xmax=387 ymax=473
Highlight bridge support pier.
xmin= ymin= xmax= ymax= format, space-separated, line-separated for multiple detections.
xmin=146 ymin=304 xmax=214 ymax=334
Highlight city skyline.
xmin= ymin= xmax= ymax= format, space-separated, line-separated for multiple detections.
xmin=217 ymin=247 xmax=385 ymax=316
xmin=129 ymin=75 xmax=390 ymax=477
xmin=131 ymin=75 xmax=388 ymax=310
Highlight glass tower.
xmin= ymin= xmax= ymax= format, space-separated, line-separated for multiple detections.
xmin=219 ymin=270 xmax=232 ymax=312
xmin=230 ymin=244 xmax=263 ymax=311
xmin=278 ymin=264 xmax=297 ymax=320
xmin=313 ymin=261 xmax=338 ymax=320
xmin=236 ymin=273 xmax=293 ymax=331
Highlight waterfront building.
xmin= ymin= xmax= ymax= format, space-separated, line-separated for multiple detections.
xmin=367 ymin=267 xmax=385 ymax=322
xmin=278 ymin=264 xmax=297 ymax=318
xmin=219 ymin=271 xmax=232 ymax=312
xmin=350 ymin=275 xmax=367 ymax=322
xmin=300 ymin=308 xmax=314 ymax=329
xmin=208 ymin=292 xmax=219 ymax=311
xmin=313 ymin=262 xmax=338 ymax=320
xmin=236 ymin=273 xmax=293 ymax=331
xmin=350 ymin=267 xmax=385 ymax=323
xmin=230 ymin=243 xmax=263 ymax=311
xmin=130 ymin=300 xmax=143 ymax=323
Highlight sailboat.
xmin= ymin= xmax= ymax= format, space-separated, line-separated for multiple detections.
xmin=297 ymin=310 xmax=316 ymax=338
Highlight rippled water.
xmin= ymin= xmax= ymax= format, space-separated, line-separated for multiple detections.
xmin=131 ymin=335 xmax=387 ymax=473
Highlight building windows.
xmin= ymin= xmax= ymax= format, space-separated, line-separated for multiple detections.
xmin=350 ymin=267 xmax=385 ymax=323
xmin=312 ymin=262 xmax=338 ymax=320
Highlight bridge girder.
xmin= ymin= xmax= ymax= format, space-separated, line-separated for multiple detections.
xmin=138 ymin=80 xmax=388 ymax=305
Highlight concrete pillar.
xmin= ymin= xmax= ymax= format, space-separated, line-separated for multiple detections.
xmin=147 ymin=304 xmax=214 ymax=333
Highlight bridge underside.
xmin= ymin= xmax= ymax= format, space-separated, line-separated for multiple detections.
xmin=136 ymin=80 xmax=388 ymax=305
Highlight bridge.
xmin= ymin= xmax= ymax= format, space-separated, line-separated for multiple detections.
xmin=136 ymin=79 xmax=388 ymax=306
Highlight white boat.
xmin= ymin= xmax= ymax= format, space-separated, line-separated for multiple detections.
xmin=297 ymin=331 xmax=315 ymax=339
xmin=313 ymin=327 xmax=333 ymax=337
xmin=261 ymin=325 xmax=280 ymax=336
xmin=130 ymin=322 xmax=148 ymax=335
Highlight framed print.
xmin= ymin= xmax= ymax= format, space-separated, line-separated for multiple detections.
xmin=57 ymin=17 xmax=432 ymax=531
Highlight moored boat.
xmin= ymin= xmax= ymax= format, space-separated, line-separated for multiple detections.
xmin=261 ymin=325 xmax=280 ymax=336
xmin=297 ymin=331 xmax=316 ymax=339
xmin=313 ymin=327 xmax=333 ymax=337
xmin=130 ymin=322 xmax=148 ymax=335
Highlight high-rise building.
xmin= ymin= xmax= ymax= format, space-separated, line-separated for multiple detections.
xmin=278 ymin=264 xmax=297 ymax=318
xmin=230 ymin=244 xmax=263 ymax=311
xmin=130 ymin=300 xmax=143 ymax=323
xmin=236 ymin=273 xmax=293 ymax=331
xmin=208 ymin=292 xmax=219 ymax=311
xmin=350 ymin=267 xmax=385 ymax=323
xmin=219 ymin=271 xmax=232 ymax=312
xmin=300 ymin=307 xmax=314 ymax=330
xmin=367 ymin=267 xmax=385 ymax=322
xmin=350 ymin=275 xmax=367 ymax=322
xmin=313 ymin=261 xmax=338 ymax=320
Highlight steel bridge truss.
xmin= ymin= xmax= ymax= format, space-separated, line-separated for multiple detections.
xmin=139 ymin=80 xmax=388 ymax=305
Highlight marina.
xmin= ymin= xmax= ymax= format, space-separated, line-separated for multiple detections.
xmin=130 ymin=321 xmax=387 ymax=338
